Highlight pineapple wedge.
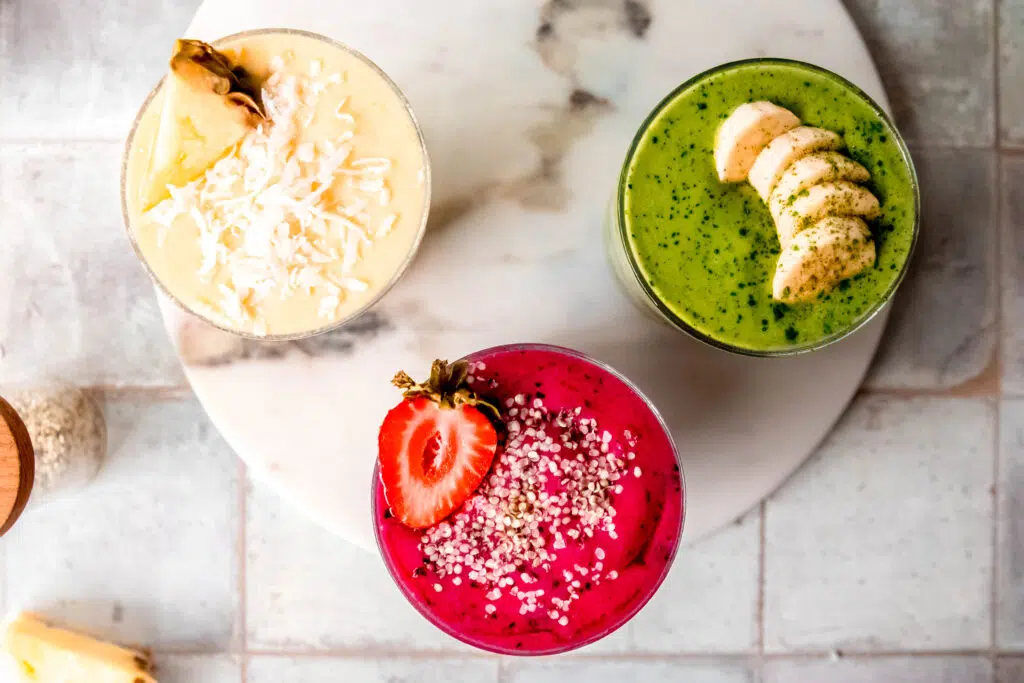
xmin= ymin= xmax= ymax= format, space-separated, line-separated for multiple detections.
xmin=141 ymin=39 xmax=264 ymax=210
xmin=2 ymin=613 xmax=157 ymax=682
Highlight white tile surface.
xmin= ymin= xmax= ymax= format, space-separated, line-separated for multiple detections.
xmin=0 ymin=143 xmax=184 ymax=388
xmin=864 ymin=147 xmax=997 ymax=390
xmin=503 ymin=659 xmax=756 ymax=683
xmin=248 ymin=656 xmax=498 ymax=683
xmin=1000 ymin=0 xmax=1024 ymax=146
xmin=155 ymin=654 xmax=242 ymax=683
xmin=763 ymin=656 xmax=992 ymax=683
xmin=764 ymin=396 xmax=994 ymax=651
xmin=245 ymin=476 xmax=466 ymax=651
xmin=998 ymin=657 xmax=1024 ymax=683
xmin=841 ymin=0 xmax=995 ymax=146
xmin=998 ymin=399 xmax=1024 ymax=647
xmin=4 ymin=397 xmax=240 ymax=650
xmin=0 ymin=0 xmax=201 ymax=138
xmin=583 ymin=510 xmax=760 ymax=653
xmin=1004 ymin=157 xmax=1024 ymax=396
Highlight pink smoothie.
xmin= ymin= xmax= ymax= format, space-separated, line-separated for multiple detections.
xmin=373 ymin=344 xmax=684 ymax=654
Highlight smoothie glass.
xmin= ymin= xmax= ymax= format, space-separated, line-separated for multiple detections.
xmin=121 ymin=28 xmax=431 ymax=341
xmin=605 ymin=58 xmax=920 ymax=357
xmin=373 ymin=344 xmax=684 ymax=655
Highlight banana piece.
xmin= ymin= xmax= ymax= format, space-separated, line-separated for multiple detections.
xmin=748 ymin=126 xmax=843 ymax=201
xmin=773 ymin=216 xmax=876 ymax=302
xmin=713 ymin=103 xmax=883 ymax=305
xmin=775 ymin=180 xmax=880 ymax=247
xmin=713 ymin=102 xmax=800 ymax=182
xmin=768 ymin=151 xmax=870 ymax=221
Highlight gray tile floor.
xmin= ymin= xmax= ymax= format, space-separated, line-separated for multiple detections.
xmin=0 ymin=0 xmax=1021 ymax=681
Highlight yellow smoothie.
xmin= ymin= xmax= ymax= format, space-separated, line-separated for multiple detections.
xmin=123 ymin=30 xmax=430 ymax=337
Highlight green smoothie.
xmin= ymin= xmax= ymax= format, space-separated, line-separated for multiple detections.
xmin=616 ymin=59 xmax=918 ymax=353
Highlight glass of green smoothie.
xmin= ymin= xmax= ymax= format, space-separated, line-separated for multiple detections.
xmin=606 ymin=58 xmax=919 ymax=356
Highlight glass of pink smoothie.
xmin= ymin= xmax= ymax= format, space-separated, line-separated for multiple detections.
xmin=373 ymin=343 xmax=684 ymax=655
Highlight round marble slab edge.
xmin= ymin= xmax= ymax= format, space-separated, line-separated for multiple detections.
xmin=164 ymin=0 xmax=891 ymax=551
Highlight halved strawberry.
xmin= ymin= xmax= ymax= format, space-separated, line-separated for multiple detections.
xmin=378 ymin=359 xmax=499 ymax=529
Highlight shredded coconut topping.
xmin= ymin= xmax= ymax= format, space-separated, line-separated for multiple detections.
xmin=147 ymin=62 xmax=398 ymax=334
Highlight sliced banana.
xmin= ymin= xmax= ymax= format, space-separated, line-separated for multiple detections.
xmin=772 ymin=216 xmax=876 ymax=303
xmin=768 ymin=151 xmax=870 ymax=221
xmin=748 ymin=126 xmax=843 ymax=201
xmin=775 ymin=180 xmax=880 ymax=247
xmin=713 ymin=101 xmax=800 ymax=183
xmin=712 ymin=103 xmax=884 ymax=307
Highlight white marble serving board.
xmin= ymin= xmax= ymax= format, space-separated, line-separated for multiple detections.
xmin=161 ymin=0 xmax=890 ymax=551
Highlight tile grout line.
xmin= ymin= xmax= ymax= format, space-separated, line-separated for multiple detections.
xmin=992 ymin=393 xmax=1002 ymax=678
xmin=994 ymin=0 xmax=1002 ymax=152
xmin=238 ymin=459 xmax=249 ymax=683
xmin=756 ymin=501 xmax=767 ymax=656
xmin=990 ymin=138 xmax=1006 ymax=677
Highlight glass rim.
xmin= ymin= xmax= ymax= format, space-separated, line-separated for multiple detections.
xmin=615 ymin=57 xmax=921 ymax=358
xmin=120 ymin=27 xmax=432 ymax=342
xmin=370 ymin=342 xmax=686 ymax=656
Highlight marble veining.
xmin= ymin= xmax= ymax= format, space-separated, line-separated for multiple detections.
xmin=177 ymin=312 xmax=393 ymax=367
xmin=166 ymin=0 xmax=894 ymax=553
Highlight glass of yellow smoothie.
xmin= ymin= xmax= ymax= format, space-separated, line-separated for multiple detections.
xmin=122 ymin=29 xmax=430 ymax=339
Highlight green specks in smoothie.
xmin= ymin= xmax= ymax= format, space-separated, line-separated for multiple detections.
xmin=621 ymin=60 xmax=915 ymax=351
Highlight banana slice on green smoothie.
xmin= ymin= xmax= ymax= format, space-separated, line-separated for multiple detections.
xmin=772 ymin=216 xmax=876 ymax=303
xmin=713 ymin=101 xmax=800 ymax=182
xmin=748 ymin=126 xmax=844 ymax=201
xmin=141 ymin=39 xmax=265 ymax=210
xmin=768 ymin=151 xmax=871 ymax=221
xmin=775 ymin=180 xmax=880 ymax=246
